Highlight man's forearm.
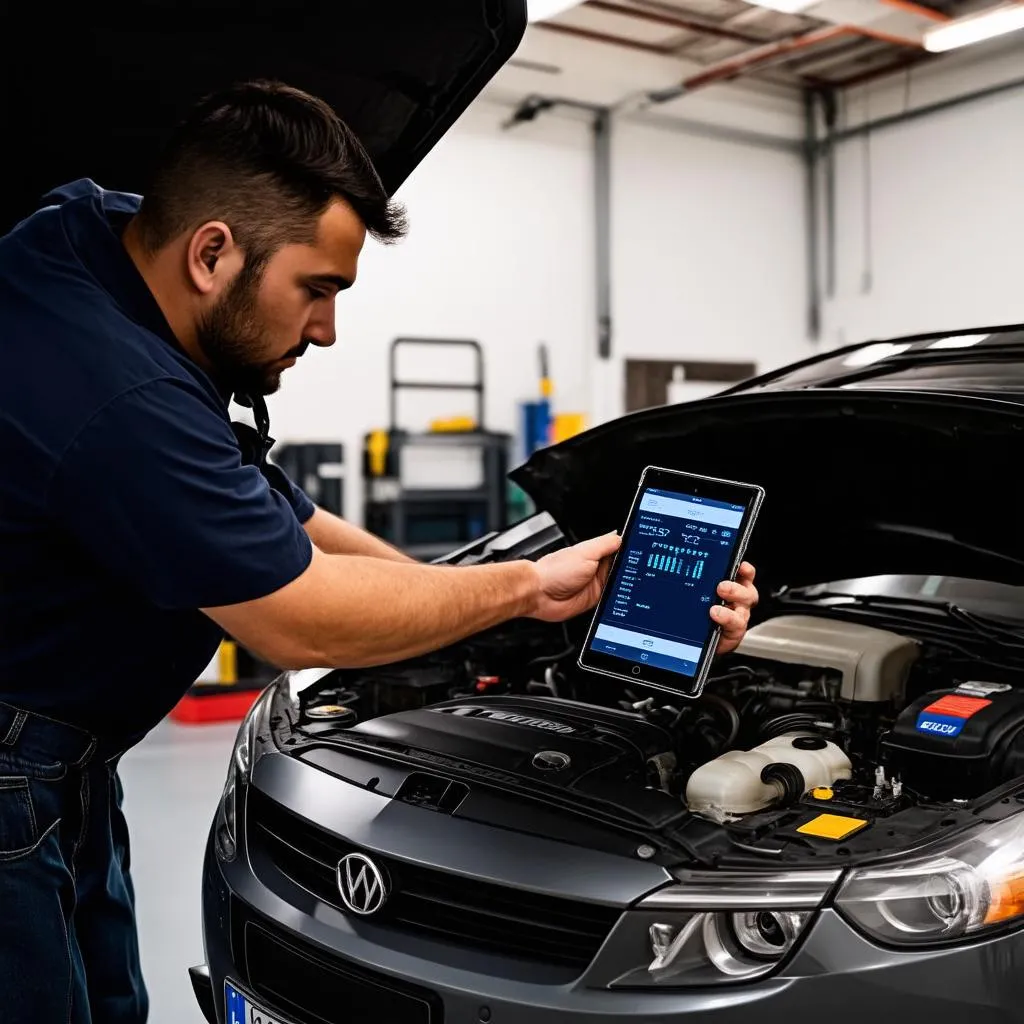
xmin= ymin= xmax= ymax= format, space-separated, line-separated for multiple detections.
xmin=304 ymin=507 xmax=415 ymax=562
xmin=306 ymin=554 xmax=537 ymax=666
xmin=207 ymin=549 xmax=539 ymax=670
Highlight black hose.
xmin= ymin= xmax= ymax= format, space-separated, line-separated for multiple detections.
xmin=526 ymin=624 xmax=576 ymax=670
xmin=705 ymin=667 xmax=758 ymax=686
xmin=698 ymin=693 xmax=741 ymax=749
xmin=527 ymin=645 xmax=574 ymax=668
xmin=736 ymin=683 xmax=816 ymax=701
xmin=758 ymin=709 xmax=838 ymax=742
xmin=760 ymin=762 xmax=806 ymax=805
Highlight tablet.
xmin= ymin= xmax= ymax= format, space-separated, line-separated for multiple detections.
xmin=578 ymin=466 xmax=764 ymax=700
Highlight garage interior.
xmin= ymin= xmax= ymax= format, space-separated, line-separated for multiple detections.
xmin=4 ymin=1 xmax=1022 ymax=1021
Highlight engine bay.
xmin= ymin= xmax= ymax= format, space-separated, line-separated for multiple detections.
xmin=283 ymin=602 xmax=1024 ymax=869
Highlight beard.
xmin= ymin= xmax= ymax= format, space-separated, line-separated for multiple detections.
xmin=195 ymin=267 xmax=303 ymax=397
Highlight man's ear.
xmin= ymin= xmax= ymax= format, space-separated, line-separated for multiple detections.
xmin=186 ymin=221 xmax=243 ymax=296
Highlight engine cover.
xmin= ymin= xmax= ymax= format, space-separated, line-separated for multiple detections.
xmin=736 ymin=614 xmax=918 ymax=703
xmin=347 ymin=694 xmax=677 ymax=817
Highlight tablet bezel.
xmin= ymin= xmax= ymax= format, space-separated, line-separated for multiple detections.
xmin=577 ymin=465 xmax=764 ymax=700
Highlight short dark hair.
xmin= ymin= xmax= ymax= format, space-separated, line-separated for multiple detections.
xmin=135 ymin=80 xmax=407 ymax=268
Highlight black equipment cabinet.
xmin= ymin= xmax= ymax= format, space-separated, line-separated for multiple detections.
xmin=271 ymin=442 xmax=345 ymax=518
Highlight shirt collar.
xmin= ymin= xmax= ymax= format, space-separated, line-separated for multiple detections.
xmin=52 ymin=179 xmax=232 ymax=405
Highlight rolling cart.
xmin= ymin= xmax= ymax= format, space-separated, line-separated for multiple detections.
xmin=363 ymin=337 xmax=511 ymax=561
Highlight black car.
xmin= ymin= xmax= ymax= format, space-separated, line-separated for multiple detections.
xmin=194 ymin=322 xmax=1024 ymax=1024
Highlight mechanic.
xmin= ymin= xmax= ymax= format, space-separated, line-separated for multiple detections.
xmin=0 ymin=81 xmax=759 ymax=1023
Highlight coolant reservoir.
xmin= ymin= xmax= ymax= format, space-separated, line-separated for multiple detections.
xmin=686 ymin=734 xmax=852 ymax=823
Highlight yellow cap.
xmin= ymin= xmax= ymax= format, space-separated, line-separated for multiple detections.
xmin=812 ymin=787 xmax=834 ymax=801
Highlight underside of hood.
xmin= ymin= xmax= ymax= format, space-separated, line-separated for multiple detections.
xmin=511 ymin=389 xmax=1024 ymax=590
xmin=1 ymin=1 xmax=525 ymax=230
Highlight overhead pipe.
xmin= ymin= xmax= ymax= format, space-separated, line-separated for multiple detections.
xmin=879 ymin=0 xmax=947 ymax=21
xmin=538 ymin=8 xmax=919 ymax=72
xmin=624 ymin=108 xmax=801 ymax=152
xmin=803 ymin=89 xmax=822 ymax=341
xmin=834 ymin=52 xmax=930 ymax=88
xmin=591 ymin=0 xmax=930 ymax=49
xmin=502 ymin=95 xmax=614 ymax=360
xmin=825 ymin=73 xmax=1024 ymax=144
xmin=532 ymin=0 xmax=932 ymax=97
xmin=821 ymin=89 xmax=838 ymax=298
xmin=648 ymin=26 xmax=852 ymax=102
xmin=594 ymin=109 xmax=613 ymax=359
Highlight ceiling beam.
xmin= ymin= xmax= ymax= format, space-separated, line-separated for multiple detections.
xmin=535 ymin=21 xmax=679 ymax=54
xmin=583 ymin=0 xmax=765 ymax=44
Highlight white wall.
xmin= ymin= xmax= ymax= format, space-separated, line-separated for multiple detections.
xmin=598 ymin=119 xmax=809 ymax=423
xmin=823 ymin=41 xmax=1024 ymax=346
xmin=264 ymin=89 xmax=811 ymax=520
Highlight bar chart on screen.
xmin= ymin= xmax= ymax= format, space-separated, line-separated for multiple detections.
xmin=647 ymin=541 xmax=708 ymax=579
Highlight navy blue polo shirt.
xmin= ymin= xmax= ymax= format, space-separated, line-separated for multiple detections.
xmin=0 ymin=180 xmax=315 ymax=746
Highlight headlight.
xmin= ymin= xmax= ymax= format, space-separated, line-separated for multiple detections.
xmin=214 ymin=686 xmax=274 ymax=863
xmin=620 ymin=869 xmax=838 ymax=986
xmin=836 ymin=811 xmax=1024 ymax=946
xmin=728 ymin=910 xmax=808 ymax=960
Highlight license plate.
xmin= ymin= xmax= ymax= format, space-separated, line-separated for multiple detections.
xmin=226 ymin=981 xmax=297 ymax=1024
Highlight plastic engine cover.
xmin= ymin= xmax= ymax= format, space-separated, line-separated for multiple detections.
xmin=686 ymin=733 xmax=852 ymax=822
xmin=883 ymin=682 xmax=1024 ymax=800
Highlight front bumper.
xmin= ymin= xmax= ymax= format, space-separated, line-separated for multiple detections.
xmin=196 ymin=750 xmax=1024 ymax=1024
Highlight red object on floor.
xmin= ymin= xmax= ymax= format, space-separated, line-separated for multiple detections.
xmin=169 ymin=688 xmax=261 ymax=724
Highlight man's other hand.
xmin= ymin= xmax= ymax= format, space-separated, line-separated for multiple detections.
xmin=529 ymin=533 xmax=621 ymax=622
xmin=711 ymin=561 xmax=759 ymax=655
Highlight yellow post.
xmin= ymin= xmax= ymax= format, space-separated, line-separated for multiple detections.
xmin=218 ymin=640 xmax=238 ymax=685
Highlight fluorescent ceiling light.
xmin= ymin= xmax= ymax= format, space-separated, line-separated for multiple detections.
xmin=928 ymin=333 xmax=990 ymax=349
xmin=527 ymin=0 xmax=583 ymax=21
xmin=842 ymin=342 xmax=912 ymax=368
xmin=924 ymin=2 xmax=1024 ymax=52
xmin=746 ymin=0 xmax=819 ymax=13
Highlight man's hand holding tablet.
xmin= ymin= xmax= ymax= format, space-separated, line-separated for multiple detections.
xmin=578 ymin=467 xmax=765 ymax=699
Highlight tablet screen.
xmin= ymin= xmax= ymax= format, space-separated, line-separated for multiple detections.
xmin=587 ymin=485 xmax=746 ymax=678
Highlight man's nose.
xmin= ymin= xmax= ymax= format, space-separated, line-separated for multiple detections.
xmin=305 ymin=307 xmax=337 ymax=348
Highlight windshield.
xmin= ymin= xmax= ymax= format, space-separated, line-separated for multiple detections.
xmin=786 ymin=575 xmax=1024 ymax=623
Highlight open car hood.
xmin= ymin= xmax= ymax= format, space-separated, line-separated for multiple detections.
xmin=511 ymin=388 xmax=1024 ymax=590
xmin=1 ymin=0 xmax=525 ymax=230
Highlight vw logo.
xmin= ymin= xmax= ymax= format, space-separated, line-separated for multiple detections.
xmin=337 ymin=853 xmax=389 ymax=916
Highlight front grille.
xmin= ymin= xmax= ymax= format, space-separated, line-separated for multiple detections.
xmin=235 ymin=905 xmax=441 ymax=1024
xmin=247 ymin=788 xmax=621 ymax=970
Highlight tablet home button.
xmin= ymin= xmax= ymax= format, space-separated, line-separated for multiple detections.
xmin=632 ymin=666 xmax=641 ymax=675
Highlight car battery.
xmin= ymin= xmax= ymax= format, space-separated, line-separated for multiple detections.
xmin=882 ymin=682 xmax=1024 ymax=801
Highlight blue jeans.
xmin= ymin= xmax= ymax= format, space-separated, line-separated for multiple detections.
xmin=0 ymin=702 xmax=148 ymax=1023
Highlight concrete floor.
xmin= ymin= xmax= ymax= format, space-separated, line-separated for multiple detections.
xmin=120 ymin=718 xmax=239 ymax=1024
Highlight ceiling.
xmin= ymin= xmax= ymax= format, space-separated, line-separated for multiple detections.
xmin=526 ymin=0 xmax=980 ymax=91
